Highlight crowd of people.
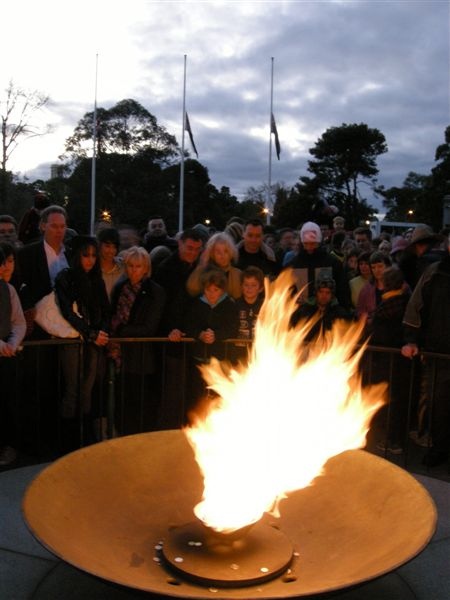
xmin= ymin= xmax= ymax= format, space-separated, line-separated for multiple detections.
xmin=1 ymin=202 xmax=449 ymax=471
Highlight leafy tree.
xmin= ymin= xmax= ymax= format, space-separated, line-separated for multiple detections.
xmin=381 ymin=172 xmax=430 ymax=222
xmin=381 ymin=127 xmax=450 ymax=230
xmin=0 ymin=80 xmax=52 ymax=205
xmin=306 ymin=123 xmax=387 ymax=228
xmin=63 ymin=99 xmax=179 ymax=165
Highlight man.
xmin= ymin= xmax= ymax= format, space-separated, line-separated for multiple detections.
xmin=17 ymin=205 xmax=69 ymax=315
xmin=153 ymin=228 xmax=204 ymax=428
xmin=154 ymin=228 xmax=204 ymax=338
xmin=143 ymin=216 xmax=177 ymax=253
xmin=353 ymin=226 xmax=373 ymax=252
xmin=398 ymin=224 xmax=443 ymax=290
xmin=0 ymin=215 xmax=21 ymax=247
xmin=285 ymin=221 xmax=351 ymax=309
xmin=401 ymin=231 xmax=450 ymax=468
xmin=16 ymin=205 xmax=70 ymax=453
xmin=236 ymin=219 xmax=278 ymax=277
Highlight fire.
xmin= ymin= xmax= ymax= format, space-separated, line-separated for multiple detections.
xmin=185 ymin=271 xmax=385 ymax=534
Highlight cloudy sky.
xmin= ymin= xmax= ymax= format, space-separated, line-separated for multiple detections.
xmin=1 ymin=0 xmax=449 ymax=212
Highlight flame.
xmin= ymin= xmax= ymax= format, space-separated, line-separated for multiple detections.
xmin=185 ymin=271 xmax=385 ymax=533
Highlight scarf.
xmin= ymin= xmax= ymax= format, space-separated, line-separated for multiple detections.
xmin=108 ymin=280 xmax=142 ymax=367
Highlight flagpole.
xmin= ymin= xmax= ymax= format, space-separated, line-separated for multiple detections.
xmin=267 ymin=56 xmax=274 ymax=226
xmin=179 ymin=54 xmax=187 ymax=233
xmin=90 ymin=53 xmax=98 ymax=236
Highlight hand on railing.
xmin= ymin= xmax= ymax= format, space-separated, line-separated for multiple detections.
xmin=168 ymin=329 xmax=185 ymax=342
xmin=401 ymin=343 xmax=419 ymax=359
xmin=199 ymin=328 xmax=215 ymax=344
xmin=95 ymin=330 xmax=110 ymax=347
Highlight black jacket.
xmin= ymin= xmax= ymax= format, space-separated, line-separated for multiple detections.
xmin=54 ymin=268 xmax=110 ymax=342
xmin=110 ymin=277 xmax=166 ymax=373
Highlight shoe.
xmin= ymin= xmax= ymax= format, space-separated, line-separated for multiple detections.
xmin=0 ymin=446 xmax=18 ymax=466
xmin=376 ymin=440 xmax=403 ymax=455
xmin=422 ymin=449 xmax=448 ymax=468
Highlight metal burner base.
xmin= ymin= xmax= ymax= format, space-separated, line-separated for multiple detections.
xmin=162 ymin=520 xmax=294 ymax=587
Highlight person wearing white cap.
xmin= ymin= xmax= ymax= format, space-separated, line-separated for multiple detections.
xmin=284 ymin=221 xmax=351 ymax=308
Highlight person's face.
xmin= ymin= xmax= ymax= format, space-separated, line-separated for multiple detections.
xmin=359 ymin=260 xmax=371 ymax=278
xmin=378 ymin=241 xmax=391 ymax=256
xmin=355 ymin=233 xmax=369 ymax=248
xmin=303 ymin=241 xmax=319 ymax=254
xmin=80 ymin=245 xmax=97 ymax=273
xmin=126 ymin=257 xmax=148 ymax=285
xmin=1 ymin=254 xmax=15 ymax=282
xmin=347 ymin=255 xmax=358 ymax=271
xmin=179 ymin=237 xmax=203 ymax=264
xmin=316 ymin=287 xmax=333 ymax=307
xmin=371 ymin=261 xmax=386 ymax=282
xmin=279 ymin=231 xmax=294 ymax=250
xmin=243 ymin=225 xmax=263 ymax=253
xmin=212 ymin=242 xmax=231 ymax=268
xmin=204 ymin=283 xmax=223 ymax=306
xmin=0 ymin=222 xmax=17 ymax=242
xmin=148 ymin=219 xmax=166 ymax=237
xmin=242 ymin=277 xmax=262 ymax=303
xmin=41 ymin=212 xmax=67 ymax=249
xmin=99 ymin=241 xmax=118 ymax=262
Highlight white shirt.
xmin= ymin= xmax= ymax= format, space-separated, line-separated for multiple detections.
xmin=44 ymin=240 xmax=69 ymax=286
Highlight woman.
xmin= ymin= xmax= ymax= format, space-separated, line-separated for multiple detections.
xmin=186 ymin=232 xmax=242 ymax=299
xmin=97 ymin=227 xmax=125 ymax=300
xmin=54 ymin=236 xmax=110 ymax=448
xmin=356 ymin=251 xmax=392 ymax=326
xmin=349 ymin=251 xmax=372 ymax=309
xmin=109 ymin=246 xmax=165 ymax=433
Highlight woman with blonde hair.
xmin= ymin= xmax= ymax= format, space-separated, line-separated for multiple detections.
xmin=109 ymin=246 xmax=165 ymax=433
xmin=186 ymin=231 xmax=242 ymax=299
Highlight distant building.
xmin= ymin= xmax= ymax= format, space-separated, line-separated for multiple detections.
xmin=50 ymin=163 xmax=64 ymax=179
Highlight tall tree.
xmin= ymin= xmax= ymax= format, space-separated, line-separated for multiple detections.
xmin=306 ymin=123 xmax=387 ymax=228
xmin=63 ymin=99 xmax=178 ymax=165
xmin=0 ymin=80 xmax=52 ymax=205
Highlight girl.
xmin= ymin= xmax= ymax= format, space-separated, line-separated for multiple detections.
xmin=54 ymin=236 xmax=110 ymax=447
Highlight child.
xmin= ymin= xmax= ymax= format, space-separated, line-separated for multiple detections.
xmin=184 ymin=268 xmax=238 ymax=416
xmin=233 ymin=266 xmax=265 ymax=363
xmin=0 ymin=246 xmax=26 ymax=465
xmin=290 ymin=277 xmax=353 ymax=342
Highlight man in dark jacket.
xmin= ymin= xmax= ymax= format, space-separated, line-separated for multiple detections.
xmin=285 ymin=221 xmax=351 ymax=309
xmin=402 ymin=233 xmax=450 ymax=467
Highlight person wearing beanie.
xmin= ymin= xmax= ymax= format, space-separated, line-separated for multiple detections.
xmin=97 ymin=227 xmax=125 ymax=300
xmin=284 ymin=221 xmax=351 ymax=309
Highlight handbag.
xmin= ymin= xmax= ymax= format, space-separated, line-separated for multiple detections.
xmin=34 ymin=291 xmax=80 ymax=338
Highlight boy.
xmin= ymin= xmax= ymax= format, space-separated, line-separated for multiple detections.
xmin=184 ymin=268 xmax=238 ymax=415
xmin=233 ymin=266 xmax=265 ymax=363
xmin=290 ymin=277 xmax=353 ymax=341
xmin=0 ymin=247 xmax=26 ymax=465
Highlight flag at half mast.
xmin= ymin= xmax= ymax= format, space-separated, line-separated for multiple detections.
xmin=271 ymin=113 xmax=281 ymax=160
xmin=185 ymin=112 xmax=199 ymax=157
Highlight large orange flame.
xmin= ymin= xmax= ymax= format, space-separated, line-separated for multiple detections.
xmin=185 ymin=271 xmax=385 ymax=533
